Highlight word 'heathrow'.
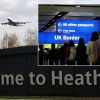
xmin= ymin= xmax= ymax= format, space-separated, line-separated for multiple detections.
xmin=0 ymin=70 xmax=100 ymax=86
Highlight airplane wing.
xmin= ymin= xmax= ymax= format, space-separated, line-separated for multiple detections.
xmin=15 ymin=22 xmax=31 ymax=24
xmin=1 ymin=22 xmax=10 ymax=25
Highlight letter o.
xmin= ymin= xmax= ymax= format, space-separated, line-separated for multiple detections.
xmin=36 ymin=74 xmax=46 ymax=85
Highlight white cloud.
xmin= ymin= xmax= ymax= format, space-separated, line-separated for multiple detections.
xmin=75 ymin=0 xmax=100 ymax=4
xmin=33 ymin=0 xmax=100 ymax=4
xmin=0 ymin=0 xmax=18 ymax=11
xmin=33 ymin=0 xmax=75 ymax=4
xmin=0 ymin=11 xmax=9 ymax=18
